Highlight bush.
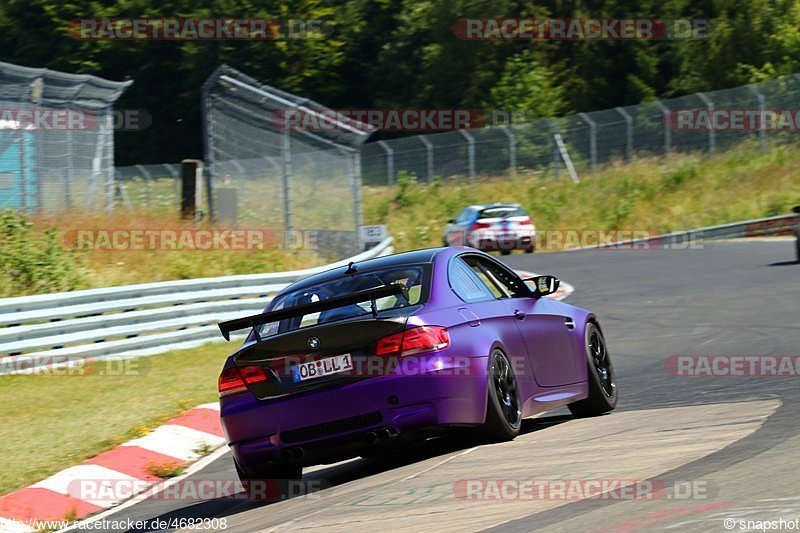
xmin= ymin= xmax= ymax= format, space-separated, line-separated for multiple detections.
xmin=0 ymin=211 xmax=86 ymax=297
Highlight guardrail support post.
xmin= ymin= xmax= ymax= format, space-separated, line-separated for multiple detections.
xmin=578 ymin=112 xmax=597 ymax=172
xmin=499 ymin=126 xmax=516 ymax=176
xmin=697 ymin=92 xmax=716 ymax=155
xmin=615 ymin=107 xmax=634 ymax=160
xmin=377 ymin=140 xmax=394 ymax=186
xmin=458 ymin=130 xmax=476 ymax=182
xmin=418 ymin=136 xmax=435 ymax=183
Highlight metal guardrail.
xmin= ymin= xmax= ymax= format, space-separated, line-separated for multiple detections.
xmin=0 ymin=238 xmax=394 ymax=370
xmin=571 ymin=213 xmax=799 ymax=250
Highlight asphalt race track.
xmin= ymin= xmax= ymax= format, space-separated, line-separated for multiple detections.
xmin=78 ymin=240 xmax=800 ymax=532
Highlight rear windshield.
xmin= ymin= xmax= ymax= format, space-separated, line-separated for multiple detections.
xmin=260 ymin=266 xmax=427 ymax=336
xmin=479 ymin=206 xmax=526 ymax=219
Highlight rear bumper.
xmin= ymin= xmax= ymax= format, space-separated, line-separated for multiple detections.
xmin=221 ymin=354 xmax=489 ymax=468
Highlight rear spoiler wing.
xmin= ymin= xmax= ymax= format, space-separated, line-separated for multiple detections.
xmin=217 ymin=283 xmax=409 ymax=341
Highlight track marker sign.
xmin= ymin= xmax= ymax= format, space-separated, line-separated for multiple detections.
xmin=361 ymin=225 xmax=388 ymax=249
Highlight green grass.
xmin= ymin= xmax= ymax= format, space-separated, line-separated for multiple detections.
xmin=0 ymin=342 xmax=232 ymax=495
xmin=363 ymin=142 xmax=800 ymax=252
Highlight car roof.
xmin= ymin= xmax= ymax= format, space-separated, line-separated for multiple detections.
xmin=279 ymin=247 xmax=443 ymax=294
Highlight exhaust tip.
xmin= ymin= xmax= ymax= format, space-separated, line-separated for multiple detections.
xmin=278 ymin=448 xmax=293 ymax=461
xmin=377 ymin=428 xmax=392 ymax=442
xmin=292 ymin=447 xmax=305 ymax=460
xmin=364 ymin=431 xmax=378 ymax=444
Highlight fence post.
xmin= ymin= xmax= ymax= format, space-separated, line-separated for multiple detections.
xmin=459 ymin=130 xmax=476 ymax=182
xmin=655 ymin=101 xmax=671 ymax=155
xmin=166 ymin=164 xmax=180 ymax=207
xmin=499 ymin=126 xmax=516 ymax=176
xmin=66 ymin=129 xmax=75 ymax=210
xmin=545 ymin=119 xmax=560 ymax=178
xmin=181 ymin=159 xmax=201 ymax=219
xmin=63 ymin=167 xmax=73 ymax=210
xmin=201 ymin=83 xmax=216 ymax=222
xmin=282 ymin=130 xmax=293 ymax=248
xmin=615 ymin=107 xmax=634 ymax=160
xmin=350 ymin=149 xmax=364 ymax=250
xmin=377 ymin=140 xmax=394 ymax=186
xmin=697 ymin=92 xmax=716 ymax=155
xmin=114 ymin=168 xmax=133 ymax=209
xmin=578 ymin=112 xmax=597 ymax=171
xmin=418 ymin=135 xmax=435 ymax=182
xmin=135 ymin=164 xmax=152 ymax=206
xmin=104 ymin=113 xmax=116 ymax=214
xmin=746 ymin=84 xmax=767 ymax=152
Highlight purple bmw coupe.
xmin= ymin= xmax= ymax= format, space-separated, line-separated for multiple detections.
xmin=217 ymin=247 xmax=617 ymax=481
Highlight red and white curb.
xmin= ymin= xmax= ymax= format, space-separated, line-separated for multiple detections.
xmin=0 ymin=403 xmax=223 ymax=531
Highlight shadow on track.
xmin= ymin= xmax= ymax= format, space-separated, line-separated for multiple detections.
xmin=122 ymin=415 xmax=573 ymax=532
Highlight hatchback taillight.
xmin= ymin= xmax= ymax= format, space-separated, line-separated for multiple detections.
xmin=518 ymin=217 xmax=533 ymax=226
xmin=375 ymin=326 xmax=450 ymax=357
xmin=470 ymin=220 xmax=491 ymax=231
xmin=218 ymin=365 xmax=268 ymax=398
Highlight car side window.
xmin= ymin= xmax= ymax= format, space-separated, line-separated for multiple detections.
xmin=448 ymin=257 xmax=496 ymax=302
xmin=455 ymin=208 xmax=471 ymax=224
xmin=462 ymin=255 xmax=529 ymax=299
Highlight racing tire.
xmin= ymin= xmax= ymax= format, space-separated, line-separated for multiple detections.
xmin=500 ymin=250 xmax=512 ymax=256
xmin=480 ymin=349 xmax=522 ymax=441
xmin=568 ymin=323 xmax=618 ymax=417
xmin=525 ymin=245 xmax=534 ymax=254
xmin=235 ymin=458 xmax=302 ymax=482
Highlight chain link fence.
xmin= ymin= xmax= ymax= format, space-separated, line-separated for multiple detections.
xmin=0 ymin=61 xmax=131 ymax=213
xmin=202 ymin=65 xmax=373 ymax=256
xmin=114 ymin=163 xmax=181 ymax=210
xmin=362 ymin=74 xmax=800 ymax=186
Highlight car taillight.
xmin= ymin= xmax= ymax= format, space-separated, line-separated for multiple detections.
xmin=470 ymin=220 xmax=491 ymax=231
xmin=375 ymin=326 xmax=450 ymax=357
xmin=518 ymin=217 xmax=533 ymax=226
xmin=218 ymin=365 xmax=268 ymax=398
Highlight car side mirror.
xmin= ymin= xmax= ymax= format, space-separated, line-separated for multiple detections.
xmin=793 ymin=206 xmax=800 ymax=214
xmin=447 ymin=218 xmax=456 ymax=224
xmin=523 ymin=275 xmax=560 ymax=297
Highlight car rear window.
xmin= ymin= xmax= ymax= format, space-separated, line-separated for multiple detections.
xmin=260 ymin=266 xmax=427 ymax=336
xmin=478 ymin=206 xmax=526 ymax=219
